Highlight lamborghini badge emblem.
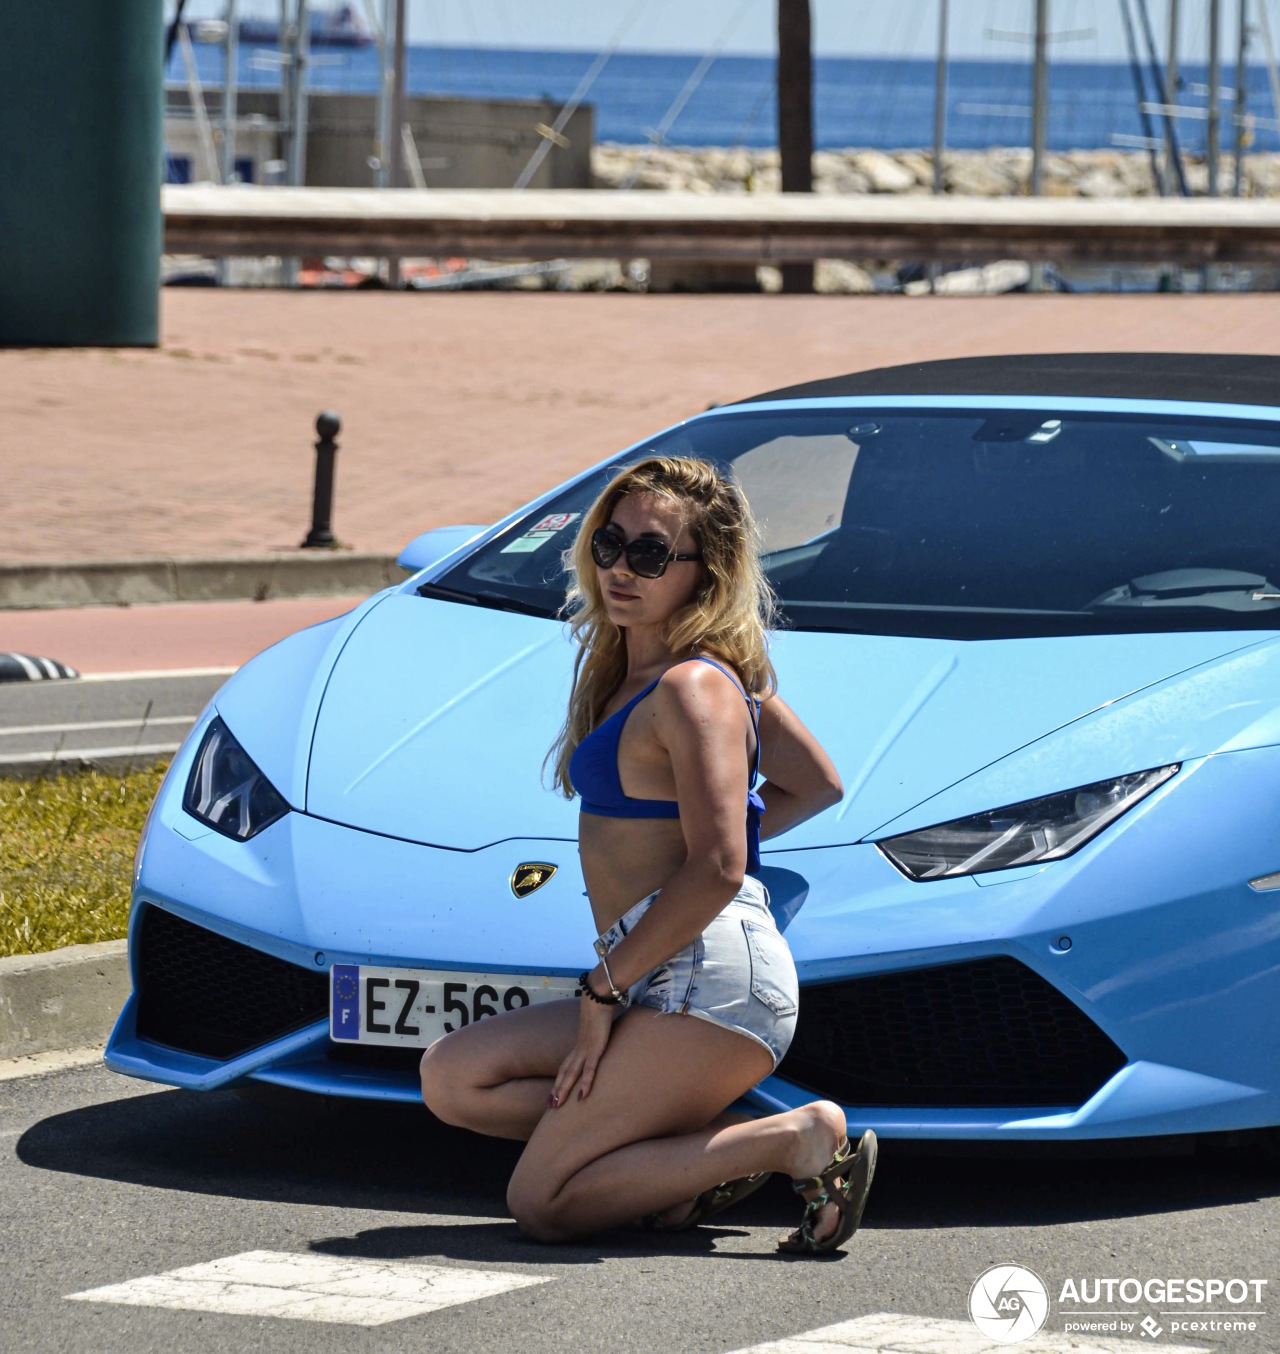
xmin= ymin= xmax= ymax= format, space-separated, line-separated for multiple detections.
xmin=511 ymin=862 xmax=557 ymax=898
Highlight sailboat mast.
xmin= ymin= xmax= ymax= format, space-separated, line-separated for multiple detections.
xmin=933 ymin=0 xmax=948 ymax=194
xmin=1031 ymin=0 xmax=1048 ymax=195
xmin=385 ymin=0 xmax=407 ymax=287
xmin=1208 ymin=0 xmax=1222 ymax=195
xmin=278 ymin=0 xmax=292 ymax=184
xmin=390 ymin=0 xmax=406 ymax=189
xmin=221 ymin=0 xmax=239 ymax=183
xmin=1234 ymin=0 xmax=1249 ymax=196
xmin=375 ymin=0 xmax=392 ymax=188
xmin=1165 ymin=0 xmax=1179 ymax=184
xmin=287 ymin=0 xmax=311 ymax=186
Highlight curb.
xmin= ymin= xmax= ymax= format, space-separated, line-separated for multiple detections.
xmin=0 ymin=748 xmax=180 ymax=781
xmin=0 ymin=553 xmax=405 ymax=611
xmin=0 ymin=940 xmax=128 ymax=1061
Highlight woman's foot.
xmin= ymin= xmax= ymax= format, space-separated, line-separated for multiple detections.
xmin=780 ymin=1101 xmax=857 ymax=1248
xmin=645 ymin=1197 xmax=698 ymax=1229
xmin=640 ymin=1173 xmax=771 ymax=1231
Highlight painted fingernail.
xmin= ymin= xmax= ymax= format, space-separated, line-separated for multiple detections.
xmin=577 ymin=1088 xmax=584 ymax=1100
xmin=547 ymin=1094 xmax=559 ymax=1108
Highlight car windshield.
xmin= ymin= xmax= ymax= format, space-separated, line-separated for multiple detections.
xmin=430 ymin=406 xmax=1280 ymax=640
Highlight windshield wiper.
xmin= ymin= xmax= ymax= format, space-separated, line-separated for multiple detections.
xmin=416 ymin=581 xmax=557 ymax=619
xmin=1088 ymin=569 xmax=1280 ymax=612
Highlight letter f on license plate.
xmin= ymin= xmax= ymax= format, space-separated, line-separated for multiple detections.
xmin=330 ymin=964 xmax=361 ymax=1039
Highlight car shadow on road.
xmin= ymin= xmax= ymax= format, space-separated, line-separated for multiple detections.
xmin=16 ymin=1082 xmax=1279 ymax=1239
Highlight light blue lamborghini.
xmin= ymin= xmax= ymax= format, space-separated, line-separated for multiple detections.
xmin=107 ymin=353 xmax=1280 ymax=1143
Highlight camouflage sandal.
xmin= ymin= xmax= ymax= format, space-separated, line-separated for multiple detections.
xmin=639 ymin=1171 xmax=771 ymax=1232
xmin=776 ymin=1129 xmax=877 ymax=1256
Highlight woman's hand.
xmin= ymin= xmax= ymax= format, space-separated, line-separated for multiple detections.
xmin=550 ymin=990 xmax=616 ymax=1107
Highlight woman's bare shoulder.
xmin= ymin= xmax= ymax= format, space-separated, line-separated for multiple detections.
xmin=649 ymin=659 xmax=752 ymax=724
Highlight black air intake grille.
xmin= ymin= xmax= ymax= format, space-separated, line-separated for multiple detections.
xmin=135 ymin=905 xmax=328 ymax=1060
xmin=776 ymin=955 xmax=1125 ymax=1108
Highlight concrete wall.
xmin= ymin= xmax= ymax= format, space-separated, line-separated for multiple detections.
xmin=165 ymin=90 xmax=593 ymax=190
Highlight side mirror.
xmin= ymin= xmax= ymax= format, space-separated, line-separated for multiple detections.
xmin=397 ymin=524 xmax=488 ymax=575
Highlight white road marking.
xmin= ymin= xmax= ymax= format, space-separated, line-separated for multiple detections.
xmin=0 ymin=1045 xmax=105 ymax=1082
xmin=0 ymin=742 xmax=180 ymax=766
xmin=0 ymin=715 xmax=195 ymax=738
xmin=66 ymin=1249 xmax=550 ymax=1327
xmin=725 ymin=1313 xmax=1211 ymax=1354
xmin=80 ymin=667 xmax=236 ymax=682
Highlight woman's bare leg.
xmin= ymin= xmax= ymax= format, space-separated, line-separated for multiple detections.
xmin=420 ymin=1001 xmax=756 ymax=1152
xmin=506 ymin=1006 xmax=851 ymax=1243
xmin=419 ymin=999 xmax=581 ymax=1141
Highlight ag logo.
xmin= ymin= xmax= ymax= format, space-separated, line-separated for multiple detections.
xmin=510 ymin=862 xmax=557 ymax=898
xmin=968 ymin=1264 xmax=1049 ymax=1343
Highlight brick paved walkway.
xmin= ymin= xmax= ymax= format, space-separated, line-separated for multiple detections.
xmin=0 ymin=596 xmax=355 ymax=674
xmin=4 ymin=290 xmax=1280 ymax=564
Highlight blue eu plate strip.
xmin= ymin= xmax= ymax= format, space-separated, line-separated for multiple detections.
xmin=330 ymin=964 xmax=360 ymax=1040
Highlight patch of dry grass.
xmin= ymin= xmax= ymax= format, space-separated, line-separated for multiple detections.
xmin=0 ymin=763 xmax=169 ymax=958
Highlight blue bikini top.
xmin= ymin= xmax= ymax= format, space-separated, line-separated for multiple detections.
xmin=568 ymin=655 xmax=765 ymax=871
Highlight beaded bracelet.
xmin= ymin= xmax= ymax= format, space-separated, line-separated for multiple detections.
xmin=578 ymin=970 xmax=627 ymax=1006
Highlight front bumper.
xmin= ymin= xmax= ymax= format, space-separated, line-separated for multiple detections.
xmin=106 ymin=747 xmax=1280 ymax=1138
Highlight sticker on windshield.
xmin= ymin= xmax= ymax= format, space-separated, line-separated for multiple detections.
xmin=500 ymin=512 xmax=580 ymax=553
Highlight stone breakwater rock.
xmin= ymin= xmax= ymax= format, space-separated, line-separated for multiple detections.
xmin=592 ymin=143 xmax=1280 ymax=198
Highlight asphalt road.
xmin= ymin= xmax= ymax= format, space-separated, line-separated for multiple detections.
xmin=0 ymin=672 xmax=225 ymax=774
xmin=4 ymin=1061 xmax=1277 ymax=1354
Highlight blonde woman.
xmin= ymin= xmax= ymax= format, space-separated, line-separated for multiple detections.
xmin=420 ymin=456 xmax=876 ymax=1254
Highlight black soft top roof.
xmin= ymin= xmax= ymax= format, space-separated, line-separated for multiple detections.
xmin=737 ymin=353 xmax=1280 ymax=409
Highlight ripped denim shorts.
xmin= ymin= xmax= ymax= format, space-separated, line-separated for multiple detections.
xmin=594 ymin=874 xmax=798 ymax=1069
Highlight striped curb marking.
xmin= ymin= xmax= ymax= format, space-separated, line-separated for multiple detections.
xmin=726 ymin=1312 xmax=1212 ymax=1354
xmin=67 ymin=1250 xmax=550 ymax=1327
xmin=0 ymin=653 xmax=79 ymax=682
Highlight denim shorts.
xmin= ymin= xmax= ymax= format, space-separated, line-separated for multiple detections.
xmin=594 ymin=874 xmax=798 ymax=1069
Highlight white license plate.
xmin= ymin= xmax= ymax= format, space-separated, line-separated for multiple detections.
xmin=329 ymin=964 xmax=580 ymax=1048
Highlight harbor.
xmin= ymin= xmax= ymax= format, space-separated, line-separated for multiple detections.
xmin=153 ymin=1 xmax=1280 ymax=293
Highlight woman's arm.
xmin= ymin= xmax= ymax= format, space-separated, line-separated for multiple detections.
xmin=755 ymin=693 xmax=844 ymax=838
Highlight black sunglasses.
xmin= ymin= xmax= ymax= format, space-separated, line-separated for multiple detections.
xmin=590 ymin=526 xmax=702 ymax=579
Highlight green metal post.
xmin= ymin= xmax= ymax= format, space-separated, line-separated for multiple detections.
xmin=0 ymin=0 xmax=163 ymax=346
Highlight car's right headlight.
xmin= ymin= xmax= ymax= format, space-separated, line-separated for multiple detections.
xmin=877 ymin=765 xmax=1180 ymax=881
xmin=183 ymin=716 xmax=290 ymax=841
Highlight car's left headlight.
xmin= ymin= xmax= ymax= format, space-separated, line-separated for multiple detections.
xmin=183 ymin=716 xmax=290 ymax=841
xmin=877 ymin=765 xmax=1180 ymax=881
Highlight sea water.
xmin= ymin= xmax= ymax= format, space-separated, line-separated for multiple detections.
xmin=168 ymin=43 xmax=1280 ymax=156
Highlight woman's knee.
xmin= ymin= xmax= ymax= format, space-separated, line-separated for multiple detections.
xmin=418 ymin=1038 xmax=472 ymax=1125
xmin=506 ymin=1172 xmax=569 ymax=1244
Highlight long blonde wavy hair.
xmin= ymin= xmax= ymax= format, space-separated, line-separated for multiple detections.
xmin=546 ymin=455 xmax=778 ymax=799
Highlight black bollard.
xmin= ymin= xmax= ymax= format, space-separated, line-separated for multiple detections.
xmin=302 ymin=411 xmax=341 ymax=548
